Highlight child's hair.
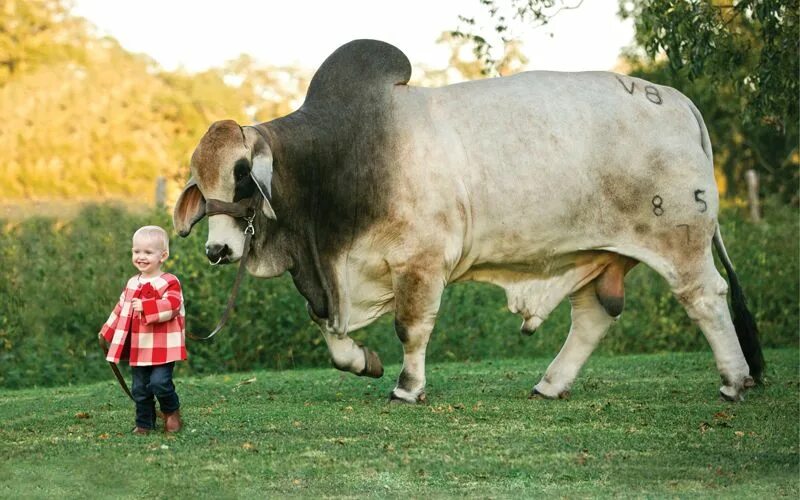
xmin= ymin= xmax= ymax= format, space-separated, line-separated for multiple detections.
xmin=133 ymin=225 xmax=170 ymax=253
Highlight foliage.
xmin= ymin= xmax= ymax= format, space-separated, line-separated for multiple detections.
xmin=219 ymin=54 xmax=313 ymax=122
xmin=0 ymin=1 xmax=487 ymax=203
xmin=0 ymin=0 xmax=308 ymax=202
xmin=0 ymin=202 xmax=796 ymax=389
xmin=0 ymin=0 xmax=89 ymax=82
xmin=620 ymin=0 xmax=799 ymax=131
xmin=0 ymin=350 xmax=797 ymax=497
xmin=0 ymin=36 xmax=249 ymax=200
xmin=451 ymin=0 xmax=583 ymax=75
xmin=620 ymin=0 xmax=799 ymax=202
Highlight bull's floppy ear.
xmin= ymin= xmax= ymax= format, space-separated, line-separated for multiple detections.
xmin=173 ymin=177 xmax=206 ymax=237
xmin=244 ymin=126 xmax=277 ymax=220
xmin=251 ymin=155 xmax=276 ymax=220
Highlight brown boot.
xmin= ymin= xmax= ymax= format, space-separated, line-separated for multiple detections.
xmin=162 ymin=410 xmax=182 ymax=433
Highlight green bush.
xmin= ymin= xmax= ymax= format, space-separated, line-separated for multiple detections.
xmin=0 ymin=201 xmax=796 ymax=389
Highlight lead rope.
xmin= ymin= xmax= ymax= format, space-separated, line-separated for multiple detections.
xmin=186 ymin=210 xmax=255 ymax=341
xmin=99 ymin=337 xmax=135 ymax=401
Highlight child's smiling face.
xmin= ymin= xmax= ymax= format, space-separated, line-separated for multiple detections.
xmin=131 ymin=235 xmax=167 ymax=277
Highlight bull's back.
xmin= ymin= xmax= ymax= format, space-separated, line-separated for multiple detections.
xmin=393 ymin=71 xmax=717 ymax=267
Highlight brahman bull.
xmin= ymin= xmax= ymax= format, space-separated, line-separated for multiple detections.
xmin=174 ymin=40 xmax=763 ymax=403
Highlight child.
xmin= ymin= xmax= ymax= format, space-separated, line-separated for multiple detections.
xmin=99 ymin=225 xmax=187 ymax=434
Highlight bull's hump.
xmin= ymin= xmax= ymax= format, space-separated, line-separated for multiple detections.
xmin=304 ymin=39 xmax=411 ymax=106
xmin=265 ymin=41 xmax=412 ymax=327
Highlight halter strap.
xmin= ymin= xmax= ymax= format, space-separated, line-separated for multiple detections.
xmin=205 ymin=198 xmax=255 ymax=219
xmin=187 ymin=195 xmax=261 ymax=341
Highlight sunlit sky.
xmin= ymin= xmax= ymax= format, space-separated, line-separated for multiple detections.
xmin=71 ymin=0 xmax=633 ymax=74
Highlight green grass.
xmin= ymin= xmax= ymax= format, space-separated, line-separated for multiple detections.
xmin=1 ymin=349 xmax=797 ymax=498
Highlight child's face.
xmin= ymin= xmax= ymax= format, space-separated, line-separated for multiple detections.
xmin=131 ymin=235 xmax=167 ymax=276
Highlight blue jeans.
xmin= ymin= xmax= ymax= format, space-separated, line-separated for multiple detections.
xmin=131 ymin=362 xmax=180 ymax=429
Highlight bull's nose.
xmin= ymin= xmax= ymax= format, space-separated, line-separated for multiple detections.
xmin=206 ymin=243 xmax=231 ymax=264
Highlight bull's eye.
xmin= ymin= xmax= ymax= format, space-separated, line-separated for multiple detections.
xmin=234 ymin=159 xmax=250 ymax=183
xmin=233 ymin=158 xmax=256 ymax=202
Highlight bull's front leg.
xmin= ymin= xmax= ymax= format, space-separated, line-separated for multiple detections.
xmin=320 ymin=330 xmax=384 ymax=379
xmin=389 ymin=265 xmax=445 ymax=403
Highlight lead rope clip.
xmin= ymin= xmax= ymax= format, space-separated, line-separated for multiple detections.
xmin=244 ymin=211 xmax=255 ymax=235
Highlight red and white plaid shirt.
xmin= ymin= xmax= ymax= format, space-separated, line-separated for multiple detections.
xmin=99 ymin=272 xmax=187 ymax=366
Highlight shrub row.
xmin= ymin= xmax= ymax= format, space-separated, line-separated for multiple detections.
xmin=0 ymin=201 xmax=796 ymax=389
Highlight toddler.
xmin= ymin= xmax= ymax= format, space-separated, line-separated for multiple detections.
xmin=99 ymin=225 xmax=187 ymax=434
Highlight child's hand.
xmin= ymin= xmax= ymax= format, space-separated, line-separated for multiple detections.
xmin=131 ymin=298 xmax=143 ymax=312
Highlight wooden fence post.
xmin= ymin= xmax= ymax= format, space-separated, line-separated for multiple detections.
xmin=745 ymin=169 xmax=761 ymax=223
xmin=155 ymin=176 xmax=166 ymax=209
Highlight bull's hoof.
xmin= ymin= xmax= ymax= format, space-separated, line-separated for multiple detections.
xmin=529 ymin=386 xmax=570 ymax=400
xmin=743 ymin=376 xmax=756 ymax=388
xmin=528 ymin=388 xmax=546 ymax=399
xmin=520 ymin=316 xmax=543 ymax=336
xmin=358 ymin=347 xmax=384 ymax=378
xmin=719 ymin=386 xmax=744 ymax=402
xmin=388 ymin=390 xmax=427 ymax=404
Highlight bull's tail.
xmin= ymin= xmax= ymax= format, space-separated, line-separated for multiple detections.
xmin=712 ymin=225 xmax=765 ymax=382
xmin=687 ymin=98 xmax=714 ymax=163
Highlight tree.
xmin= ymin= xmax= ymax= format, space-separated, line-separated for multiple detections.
xmin=219 ymin=54 xmax=311 ymax=122
xmin=452 ymin=0 xmax=583 ymax=76
xmin=0 ymin=0 xmax=89 ymax=84
xmin=621 ymin=1 xmax=798 ymax=131
xmin=621 ymin=0 xmax=798 ymax=201
xmin=0 ymin=0 xmax=310 ymax=202
xmin=455 ymin=0 xmax=799 ymax=202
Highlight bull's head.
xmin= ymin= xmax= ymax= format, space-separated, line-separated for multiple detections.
xmin=173 ymin=119 xmax=276 ymax=265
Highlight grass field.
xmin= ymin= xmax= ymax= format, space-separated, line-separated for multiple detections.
xmin=1 ymin=349 xmax=797 ymax=498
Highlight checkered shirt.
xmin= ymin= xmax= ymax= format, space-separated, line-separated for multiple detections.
xmin=99 ymin=272 xmax=187 ymax=366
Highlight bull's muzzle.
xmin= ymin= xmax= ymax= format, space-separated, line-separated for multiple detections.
xmin=206 ymin=243 xmax=232 ymax=265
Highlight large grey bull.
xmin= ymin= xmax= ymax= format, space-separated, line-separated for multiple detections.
xmin=174 ymin=40 xmax=763 ymax=403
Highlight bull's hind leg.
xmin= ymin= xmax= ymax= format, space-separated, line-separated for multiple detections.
xmin=389 ymin=264 xmax=445 ymax=404
xmin=670 ymin=255 xmax=752 ymax=401
xmin=531 ymin=281 xmax=616 ymax=399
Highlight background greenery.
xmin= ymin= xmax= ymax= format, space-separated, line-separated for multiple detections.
xmin=0 ymin=0 xmax=505 ymax=204
xmin=0 ymin=200 xmax=796 ymax=389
